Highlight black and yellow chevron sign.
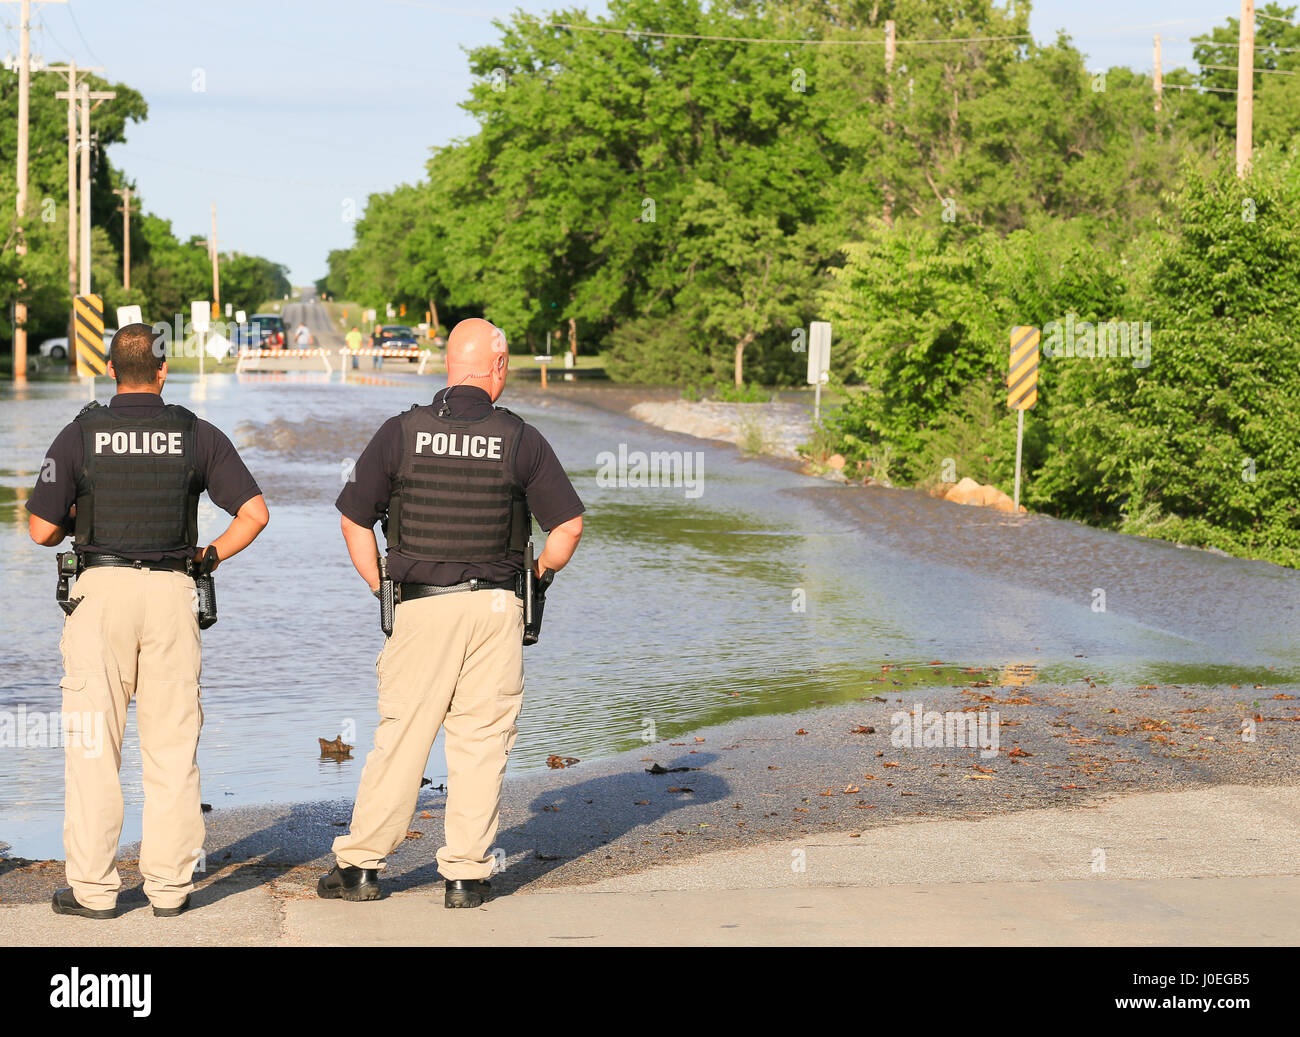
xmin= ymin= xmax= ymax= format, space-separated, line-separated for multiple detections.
xmin=1007 ymin=325 xmax=1040 ymax=410
xmin=74 ymin=294 xmax=107 ymax=377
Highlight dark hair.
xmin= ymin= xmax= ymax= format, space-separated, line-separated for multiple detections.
xmin=110 ymin=323 xmax=166 ymax=385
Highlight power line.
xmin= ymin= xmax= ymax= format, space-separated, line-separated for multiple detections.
xmin=124 ymin=149 xmax=367 ymax=191
xmin=392 ymin=0 xmax=1031 ymax=48
xmin=1165 ymin=81 xmax=1238 ymax=93
xmin=33 ymin=9 xmax=76 ymax=68
xmin=1186 ymin=34 xmax=1300 ymax=51
xmin=65 ymin=0 xmax=105 ymax=68
xmin=1202 ymin=62 xmax=1298 ymax=74
xmin=545 ymin=22 xmax=1033 ymax=47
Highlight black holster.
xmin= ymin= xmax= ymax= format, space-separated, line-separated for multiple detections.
xmin=56 ymin=551 xmax=81 ymax=616
xmin=192 ymin=545 xmax=219 ymax=629
xmin=522 ymin=540 xmax=554 ymax=646
xmin=379 ymin=557 xmax=394 ymax=637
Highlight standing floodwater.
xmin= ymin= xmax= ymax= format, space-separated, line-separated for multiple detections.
xmin=1 ymin=372 xmax=1297 ymax=859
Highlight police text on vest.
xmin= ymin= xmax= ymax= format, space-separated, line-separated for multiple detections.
xmin=414 ymin=432 xmax=503 ymax=459
xmin=93 ymin=431 xmax=183 ymax=455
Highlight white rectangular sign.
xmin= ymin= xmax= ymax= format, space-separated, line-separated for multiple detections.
xmin=191 ymin=301 xmax=210 ymax=334
xmin=235 ymin=310 xmax=247 ymax=324
xmin=807 ymin=321 xmax=831 ymax=385
xmin=116 ymin=305 xmax=142 ymax=327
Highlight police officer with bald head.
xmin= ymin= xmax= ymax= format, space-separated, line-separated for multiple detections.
xmin=27 ymin=323 xmax=269 ymax=919
xmin=320 ymin=317 xmax=584 ymax=908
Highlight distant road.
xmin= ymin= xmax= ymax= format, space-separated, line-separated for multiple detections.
xmin=281 ymin=287 xmax=344 ymax=350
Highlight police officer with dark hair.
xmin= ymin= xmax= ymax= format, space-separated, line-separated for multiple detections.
xmin=26 ymin=322 xmax=270 ymax=919
xmin=320 ymin=317 xmax=583 ymax=908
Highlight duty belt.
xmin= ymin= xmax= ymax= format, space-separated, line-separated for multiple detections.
xmin=398 ymin=577 xmax=518 ymax=603
xmin=56 ymin=551 xmax=195 ymax=618
xmin=80 ymin=553 xmax=191 ymax=574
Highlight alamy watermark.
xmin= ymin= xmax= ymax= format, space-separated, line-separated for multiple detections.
xmin=595 ymin=444 xmax=704 ymax=499
xmin=149 ymin=317 xmax=266 ymax=358
xmin=1043 ymin=315 xmax=1151 ymax=369
xmin=890 ymin=701 xmax=1000 ymax=759
xmin=0 ymin=706 xmax=105 ymax=758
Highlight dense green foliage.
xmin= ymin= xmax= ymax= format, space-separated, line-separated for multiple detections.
xmin=327 ymin=0 xmax=1298 ymax=565
xmin=1 ymin=69 xmax=289 ymax=346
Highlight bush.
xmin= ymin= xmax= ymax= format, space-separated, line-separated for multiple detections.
xmin=816 ymin=150 xmax=1300 ymax=567
xmin=710 ymin=381 xmax=770 ymax=403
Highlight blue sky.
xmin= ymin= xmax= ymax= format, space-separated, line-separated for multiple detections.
xmin=7 ymin=0 xmax=1257 ymax=283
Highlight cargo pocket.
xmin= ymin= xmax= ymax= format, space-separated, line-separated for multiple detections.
xmin=58 ymin=674 xmax=94 ymax=758
xmin=375 ymin=646 xmax=405 ymax=720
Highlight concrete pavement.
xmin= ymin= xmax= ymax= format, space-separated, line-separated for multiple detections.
xmin=5 ymin=783 xmax=1297 ymax=946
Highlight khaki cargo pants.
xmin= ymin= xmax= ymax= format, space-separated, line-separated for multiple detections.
xmin=333 ymin=587 xmax=524 ymax=881
xmin=59 ymin=566 xmax=204 ymax=911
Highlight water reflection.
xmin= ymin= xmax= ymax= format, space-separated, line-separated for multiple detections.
xmin=1 ymin=371 xmax=1296 ymax=859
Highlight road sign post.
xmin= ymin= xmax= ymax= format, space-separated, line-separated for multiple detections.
xmin=808 ymin=321 xmax=831 ymax=423
xmin=192 ymin=300 xmax=210 ymax=379
xmin=534 ymin=354 xmax=553 ymax=390
xmin=1007 ymin=326 xmax=1041 ymax=512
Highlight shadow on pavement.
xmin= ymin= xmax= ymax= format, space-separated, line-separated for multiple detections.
xmin=192 ymin=752 xmax=730 ymax=906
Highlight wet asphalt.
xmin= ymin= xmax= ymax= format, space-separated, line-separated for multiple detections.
xmin=3 ymin=675 xmax=1296 ymax=908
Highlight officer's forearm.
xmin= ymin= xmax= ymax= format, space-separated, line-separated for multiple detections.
xmin=340 ymin=514 xmax=382 ymax=591
xmin=537 ymin=515 xmax=582 ymax=575
xmin=208 ymin=495 xmax=270 ymax=567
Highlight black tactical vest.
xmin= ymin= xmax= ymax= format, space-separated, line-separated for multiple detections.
xmin=387 ymin=403 xmax=530 ymax=563
xmin=72 ymin=401 xmax=201 ymax=555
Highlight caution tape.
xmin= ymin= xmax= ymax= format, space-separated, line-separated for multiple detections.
xmin=242 ymin=349 xmax=330 ymax=357
xmin=235 ymin=348 xmax=334 ymax=374
xmin=342 ymin=348 xmax=422 ymax=357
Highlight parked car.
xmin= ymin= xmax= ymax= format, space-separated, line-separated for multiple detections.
xmin=38 ymin=329 xmax=117 ymax=361
xmin=375 ymin=324 xmax=420 ymax=361
xmin=249 ymin=313 xmax=285 ymax=348
xmin=229 ymin=323 xmax=269 ymax=355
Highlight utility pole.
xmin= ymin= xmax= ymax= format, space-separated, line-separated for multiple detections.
xmin=73 ymin=84 xmax=116 ymax=294
xmin=12 ymin=0 xmax=31 ymax=382
xmin=1237 ymin=0 xmax=1255 ymax=178
xmin=1153 ymin=35 xmax=1163 ymax=113
xmin=6 ymin=0 xmax=68 ymax=381
xmin=882 ymin=19 xmax=896 ymax=229
xmin=49 ymin=64 xmax=100 ymax=305
xmin=113 ymin=187 xmax=132 ymax=291
xmin=209 ymin=203 xmax=220 ymax=318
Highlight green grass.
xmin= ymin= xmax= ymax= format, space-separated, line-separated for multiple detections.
xmin=509 ymin=351 xmax=604 ymax=371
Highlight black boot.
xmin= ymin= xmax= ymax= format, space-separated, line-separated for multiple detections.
xmin=153 ymin=894 xmax=191 ymax=918
xmin=317 ymin=864 xmax=382 ymax=901
xmin=51 ymin=888 xmax=118 ymax=919
xmin=445 ymin=878 xmax=491 ymax=909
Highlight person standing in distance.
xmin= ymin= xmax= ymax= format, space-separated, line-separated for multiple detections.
xmin=346 ymin=325 xmax=364 ymax=370
xmin=320 ymin=317 xmax=583 ymax=908
xmin=26 ymin=323 xmax=270 ymax=919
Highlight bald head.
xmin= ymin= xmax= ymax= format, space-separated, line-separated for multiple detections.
xmin=446 ymin=318 xmax=509 ymax=401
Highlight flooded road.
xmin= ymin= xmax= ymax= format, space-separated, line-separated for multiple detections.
xmin=2 ymin=371 xmax=1297 ymax=859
